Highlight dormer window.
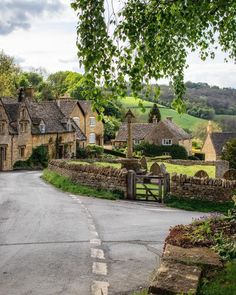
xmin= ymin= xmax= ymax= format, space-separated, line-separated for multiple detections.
xmin=39 ymin=122 xmax=46 ymax=134
xmin=20 ymin=122 xmax=28 ymax=133
xmin=0 ymin=121 xmax=6 ymax=134
xmin=67 ymin=119 xmax=72 ymax=132
xmin=90 ymin=117 xmax=96 ymax=127
xmin=22 ymin=109 xmax=26 ymax=119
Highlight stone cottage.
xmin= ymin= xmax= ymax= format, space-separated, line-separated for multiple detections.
xmin=202 ymin=121 xmax=236 ymax=161
xmin=58 ymin=99 xmax=104 ymax=147
xmin=0 ymin=89 xmax=83 ymax=171
xmin=113 ymin=117 xmax=192 ymax=155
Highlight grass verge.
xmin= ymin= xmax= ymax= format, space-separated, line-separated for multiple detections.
xmin=165 ymin=196 xmax=234 ymax=214
xmin=199 ymin=261 xmax=236 ymax=295
xmin=42 ymin=169 xmax=123 ymax=200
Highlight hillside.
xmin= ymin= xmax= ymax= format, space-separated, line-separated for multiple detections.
xmin=120 ymin=97 xmax=206 ymax=131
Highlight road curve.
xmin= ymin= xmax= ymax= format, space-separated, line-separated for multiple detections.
xmin=0 ymin=171 xmax=205 ymax=295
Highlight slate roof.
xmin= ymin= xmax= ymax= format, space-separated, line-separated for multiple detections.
xmin=78 ymin=100 xmax=92 ymax=114
xmin=210 ymin=132 xmax=236 ymax=155
xmin=26 ymin=101 xmax=71 ymax=134
xmin=115 ymin=123 xmax=156 ymax=141
xmin=115 ymin=119 xmax=191 ymax=141
xmin=58 ymin=100 xmax=78 ymax=117
xmin=162 ymin=119 xmax=191 ymax=140
xmin=0 ymin=97 xmax=86 ymax=140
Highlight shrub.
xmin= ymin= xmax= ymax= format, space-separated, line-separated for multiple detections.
xmin=76 ymin=144 xmax=104 ymax=159
xmin=14 ymin=145 xmax=49 ymax=169
xmin=134 ymin=142 xmax=188 ymax=159
xmin=222 ymin=139 xmax=236 ymax=169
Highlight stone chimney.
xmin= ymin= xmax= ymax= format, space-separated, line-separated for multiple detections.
xmin=18 ymin=87 xmax=25 ymax=102
xmin=207 ymin=120 xmax=213 ymax=134
xmin=25 ymin=87 xmax=34 ymax=99
xmin=166 ymin=116 xmax=173 ymax=122
xmin=152 ymin=115 xmax=158 ymax=124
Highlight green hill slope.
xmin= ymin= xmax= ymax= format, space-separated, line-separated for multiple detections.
xmin=120 ymin=97 xmax=206 ymax=131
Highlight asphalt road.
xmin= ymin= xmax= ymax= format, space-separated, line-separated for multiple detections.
xmin=0 ymin=171 xmax=206 ymax=295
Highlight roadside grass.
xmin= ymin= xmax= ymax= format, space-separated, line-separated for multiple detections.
xmin=165 ymin=196 xmax=234 ymax=214
xmin=70 ymin=160 xmax=215 ymax=178
xmin=198 ymin=261 xmax=236 ymax=295
xmin=42 ymin=169 xmax=122 ymax=200
xmin=131 ymin=289 xmax=148 ymax=295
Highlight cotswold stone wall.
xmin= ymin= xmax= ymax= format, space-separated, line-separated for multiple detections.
xmin=171 ymin=174 xmax=236 ymax=202
xmin=48 ymin=160 xmax=127 ymax=195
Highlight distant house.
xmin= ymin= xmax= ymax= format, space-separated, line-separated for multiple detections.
xmin=202 ymin=121 xmax=236 ymax=161
xmin=113 ymin=117 xmax=192 ymax=155
xmin=58 ymin=99 xmax=104 ymax=147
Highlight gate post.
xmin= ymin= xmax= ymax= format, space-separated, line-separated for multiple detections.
xmin=127 ymin=170 xmax=136 ymax=200
xmin=163 ymin=173 xmax=170 ymax=201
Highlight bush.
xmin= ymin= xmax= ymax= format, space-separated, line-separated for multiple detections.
xmin=222 ymin=139 xmax=236 ymax=169
xmin=14 ymin=145 xmax=49 ymax=169
xmin=134 ymin=142 xmax=188 ymax=159
xmin=76 ymin=144 xmax=104 ymax=159
xmin=194 ymin=152 xmax=205 ymax=160
xmin=104 ymin=148 xmax=126 ymax=158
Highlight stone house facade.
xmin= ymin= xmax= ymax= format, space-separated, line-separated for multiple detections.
xmin=113 ymin=117 xmax=192 ymax=155
xmin=0 ymin=91 xmax=81 ymax=171
xmin=202 ymin=121 xmax=236 ymax=161
xmin=58 ymin=99 xmax=104 ymax=147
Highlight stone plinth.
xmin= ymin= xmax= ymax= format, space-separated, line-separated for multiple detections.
xmin=119 ymin=158 xmax=140 ymax=172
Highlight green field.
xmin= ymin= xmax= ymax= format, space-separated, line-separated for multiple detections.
xmin=120 ymin=97 xmax=206 ymax=131
xmin=70 ymin=160 xmax=215 ymax=178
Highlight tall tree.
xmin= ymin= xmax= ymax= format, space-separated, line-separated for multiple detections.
xmin=148 ymin=103 xmax=161 ymax=123
xmin=222 ymin=139 xmax=236 ymax=169
xmin=71 ymin=0 xmax=236 ymax=112
xmin=0 ymin=51 xmax=20 ymax=96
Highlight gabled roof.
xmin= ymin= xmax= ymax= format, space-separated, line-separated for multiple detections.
xmin=210 ymin=132 xmax=236 ymax=155
xmin=58 ymin=100 xmax=78 ymax=117
xmin=115 ymin=119 xmax=191 ymax=141
xmin=26 ymin=101 xmax=72 ymax=134
xmin=115 ymin=123 xmax=156 ymax=141
xmin=161 ymin=119 xmax=191 ymax=140
xmin=78 ymin=100 xmax=92 ymax=114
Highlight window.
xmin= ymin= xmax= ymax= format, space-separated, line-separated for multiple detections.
xmin=134 ymin=139 xmax=140 ymax=145
xmin=39 ymin=122 xmax=45 ymax=133
xmin=67 ymin=121 xmax=72 ymax=132
xmin=0 ymin=122 xmax=6 ymax=134
xmin=22 ymin=109 xmax=26 ymax=119
xmin=73 ymin=117 xmax=80 ymax=127
xmin=24 ymin=122 xmax=28 ymax=132
xmin=89 ymin=133 xmax=96 ymax=144
xmin=89 ymin=117 xmax=96 ymax=127
xmin=162 ymin=139 xmax=172 ymax=146
xmin=19 ymin=146 xmax=25 ymax=158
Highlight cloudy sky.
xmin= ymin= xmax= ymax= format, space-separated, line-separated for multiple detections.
xmin=0 ymin=0 xmax=235 ymax=88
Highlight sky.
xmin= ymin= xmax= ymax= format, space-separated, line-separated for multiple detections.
xmin=0 ymin=0 xmax=235 ymax=88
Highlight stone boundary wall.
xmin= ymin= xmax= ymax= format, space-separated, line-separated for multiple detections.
xmin=166 ymin=159 xmax=216 ymax=166
xmin=48 ymin=160 xmax=128 ymax=195
xmin=171 ymin=174 xmax=236 ymax=202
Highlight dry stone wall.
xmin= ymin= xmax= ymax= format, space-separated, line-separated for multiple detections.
xmin=48 ymin=160 xmax=128 ymax=196
xmin=171 ymin=174 xmax=236 ymax=202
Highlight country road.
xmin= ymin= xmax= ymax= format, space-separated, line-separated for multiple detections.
xmin=0 ymin=171 xmax=205 ymax=295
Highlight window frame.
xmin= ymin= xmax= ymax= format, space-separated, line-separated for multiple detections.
xmin=162 ymin=139 xmax=173 ymax=146
xmin=89 ymin=132 xmax=96 ymax=144
xmin=89 ymin=116 xmax=96 ymax=127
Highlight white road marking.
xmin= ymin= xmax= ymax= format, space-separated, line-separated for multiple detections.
xmin=91 ymin=248 xmax=105 ymax=260
xmin=91 ymin=231 xmax=99 ymax=237
xmin=91 ymin=281 xmax=109 ymax=295
xmin=89 ymin=224 xmax=96 ymax=231
xmin=92 ymin=262 xmax=107 ymax=276
xmin=90 ymin=239 xmax=101 ymax=246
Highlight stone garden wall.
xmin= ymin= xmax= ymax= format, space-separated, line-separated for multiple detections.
xmin=171 ymin=173 xmax=236 ymax=202
xmin=48 ymin=160 xmax=127 ymax=195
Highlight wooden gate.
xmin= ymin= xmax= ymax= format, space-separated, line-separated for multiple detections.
xmin=127 ymin=171 xmax=170 ymax=202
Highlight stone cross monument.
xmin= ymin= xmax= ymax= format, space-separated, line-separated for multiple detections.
xmin=125 ymin=109 xmax=135 ymax=158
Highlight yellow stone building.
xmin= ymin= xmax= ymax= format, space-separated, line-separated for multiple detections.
xmin=0 ymin=89 xmax=104 ymax=171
